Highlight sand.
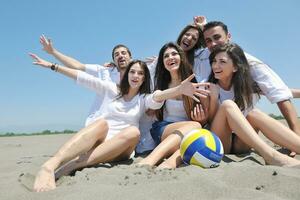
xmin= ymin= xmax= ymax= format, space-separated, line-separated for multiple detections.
xmin=1 ymin=130 xmax=300 ymax=200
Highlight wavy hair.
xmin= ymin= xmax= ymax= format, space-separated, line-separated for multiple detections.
xmin=176 ymin=24 xmax=205 ymax=66
xmin=154 ymin=42 xmax=196 ymax=121
xmin=208 ymin=43 xmax=257 ymax=111
xmin=118 ymin=60 xmax=151 ymax=98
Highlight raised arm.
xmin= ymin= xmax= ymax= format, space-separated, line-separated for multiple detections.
xmin=29 ymin=53 xmax=78 ymax=79
xmin=40 ymin=35 xmax=85 ymax=71
xmin=29 ymin=53 xmax=112 ymax=94
xmin=193 ymin=15 xmax=207 ymax=30
xmin=152 ymin=74 xmax=210 ymax=102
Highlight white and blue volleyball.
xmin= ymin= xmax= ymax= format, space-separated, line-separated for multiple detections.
xmin=180 ymin=128 xmax=224 ymax=168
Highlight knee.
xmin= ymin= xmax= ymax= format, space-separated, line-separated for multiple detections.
xmin=220 ymin=100 xmax=238 ymax=112
xmin=246 ymin=109 xmax=261 ymax=121
xmin=120 ymin=126 xmax=140 ymax=142
xmin=94 ymin=119 xmax=109 ymax=132
xmin=185 ymin=121 xmax=202 ymax=129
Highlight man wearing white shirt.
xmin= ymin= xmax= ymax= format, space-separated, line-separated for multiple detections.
xmin=39 ymin=35 xmax=156 ymax=154
xmin=194 ymin=21 xmax=300 ymax=154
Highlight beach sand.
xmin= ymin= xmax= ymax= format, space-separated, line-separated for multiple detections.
xmin=1 ymin=123 xmax=300 ymax=200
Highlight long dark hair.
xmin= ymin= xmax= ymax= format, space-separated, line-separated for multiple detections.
xmin=176 ymin=24 xmax=205 ymax=66
xmin=154 ymin=42 xmax=195 ymax=121
xmin=118 ymin=60 xmax=151 ymax=98
xmin=208 ymin=43 xmax=257 ymax=111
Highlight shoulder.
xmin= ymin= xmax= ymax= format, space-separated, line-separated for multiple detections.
xmin=194 ymin=48 xmax=210 ymax=58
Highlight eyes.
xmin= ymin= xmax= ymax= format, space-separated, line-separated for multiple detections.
xmin=184 ymin=32 xmax=198 ymax=41
xmin=163 ymin=51 xmax=179 ymax=59
xmin=114 ymin=51 xmax=128 ymax=57
xmin=205 ymin=34 xmax=222 ymax=45
xmin=212 ymin=58 xmax=227 ymax=64
xmin=129 ymin=69 xmax=144 ymax=76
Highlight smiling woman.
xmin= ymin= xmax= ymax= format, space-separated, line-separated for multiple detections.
xmin=139 ymin=42 xmax=210 ymax=169
xmin=29 ymin=53 xmax=207 ymax=192
xmin=205 ymin=43 xmax=300 ymax=167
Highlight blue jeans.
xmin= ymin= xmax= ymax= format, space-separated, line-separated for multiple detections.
xmin=150 ymin=120 xmax=173 ymax=145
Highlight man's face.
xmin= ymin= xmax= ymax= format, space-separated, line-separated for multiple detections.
xmin=204 ymin=26 xmax=231 ymax=52
xmin=113 ymin=47 xmax=131 ymax=70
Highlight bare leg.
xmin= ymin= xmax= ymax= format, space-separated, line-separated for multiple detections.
xmin=277 ymin=100 xmax=300 ymax=156
xmin=139 ymin=121 xmax=201 ymax=167
xmin=211 ymin=100 xmax=300 ymax=167
xmin=157 ymin=149 xmax=182 ymax=169
xmin=56 ymin=126 xmax=140 ymax=178
xmin=33 ymin=119 xmax=108 ymax=192
xmin=247 ymin=109 xmax=300 ymax=153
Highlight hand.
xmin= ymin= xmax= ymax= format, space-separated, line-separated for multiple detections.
xmin=103 ymin=62 xmax=116 ymax=68
xmin=40 ymin=34 xmax=55 ymax=54
xmin=191 ymin=103 xmax=208 ymax=125
xmin=144 ymin=56 xmax=157 ymax=64
xmin=207 ymin=83 xmax=220 ymax=99
xmin=193 ymin=16 xmax=207 ymax=30
xmin=180 ymin=74 xmax=210 ymax=102
xmin=29 ymin=53 xmax=52 ymax=68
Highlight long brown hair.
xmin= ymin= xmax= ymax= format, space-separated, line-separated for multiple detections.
xmin=208 ymin=43 xmax=258 ymax=111
xmin=154 ymin=42 xmax=196 ymax=121
xmin=176 ymin=24 xmax=205 ymax=66
xmin=117 ymin=60 xmax=151 ymax=98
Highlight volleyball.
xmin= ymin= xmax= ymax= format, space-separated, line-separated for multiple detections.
xmin=180 ymin=128 xmax=224 ymax=168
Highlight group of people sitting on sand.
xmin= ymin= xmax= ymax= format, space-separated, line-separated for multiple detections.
xmin=29 ymin=16 xmax=300 ymax=192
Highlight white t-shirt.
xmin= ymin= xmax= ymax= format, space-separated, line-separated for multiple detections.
xmin=76 ymin=71 xmax=163 ymax=139
xmin=85 ymin=63 xmax=158 ymax=153
xmin=193 ymin=48 xmax=292 ymax=103
xmin=218 ymin=85 xmax=259 ymax=116
xmin=84 ymin=64 xmax=120 ymax=126
xmin=163 ymin=99 xmax=189 ymax=122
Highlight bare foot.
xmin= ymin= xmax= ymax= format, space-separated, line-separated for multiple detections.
xmin=267 ymin=151 xmax=300 ymax=167
xmin=157 ymin=162 xmax=174 ymax=170
xmin=33 ymin=167 xmax=56 ymax=192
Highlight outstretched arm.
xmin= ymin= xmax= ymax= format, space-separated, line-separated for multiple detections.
xmin=153 ymin=74 xmax=210 ymax=102
xmin=40 ymin=35 xmax=85 ymax=71
xmin=291 ymin=88 xmax=300 ymax=98
xmin=29 ymin=53 xmax=78 ymax=79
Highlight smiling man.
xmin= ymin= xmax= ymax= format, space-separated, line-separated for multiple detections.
xmin=39 ymin=35 xmax=156 ymax=154
xmin=193 ymin=21 xmax=300 ymax=155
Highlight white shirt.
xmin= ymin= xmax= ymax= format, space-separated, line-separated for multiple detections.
xmin=84 ymin=64 xmax=120 ymax=126
xmin=218 ymin=86 xmax=259 ymax=116
xmin=85 ymin=63 xmax=158 ymax=153
xmin=76 ymin=71 xmax=163 ymax=139
xmin=193 ymin=48 xmax=292 ymax=103
xmin=163 ymin=99 xmax=189 ymax=122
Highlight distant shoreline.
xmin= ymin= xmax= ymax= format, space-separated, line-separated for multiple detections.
xmin=0 ymin=130 xmax=76 ymax=137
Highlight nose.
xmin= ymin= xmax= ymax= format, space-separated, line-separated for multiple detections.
xmin=211 ymin=40 xmax=218 ymax=48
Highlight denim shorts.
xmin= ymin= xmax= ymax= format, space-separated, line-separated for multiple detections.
xmin=150 ymin=120 xmax=173 ymax=145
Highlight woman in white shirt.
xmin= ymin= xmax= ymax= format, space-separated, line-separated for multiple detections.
xmin=29 ymin=54 xmax=205 ymax=192
xmin=203 ymin=43 xmax=300 ymax=166
xmin=139 ymin=42 xmax=210 ymax=169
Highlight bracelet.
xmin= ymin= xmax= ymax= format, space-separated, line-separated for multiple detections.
xmin=50 ymin=63 xmax=58 ymax=72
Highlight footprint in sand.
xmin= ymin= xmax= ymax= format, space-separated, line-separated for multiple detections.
xmin=18 ymin=173 xmax=34 ymax=192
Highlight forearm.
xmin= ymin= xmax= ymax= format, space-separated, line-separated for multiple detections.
xmin=277 ymin=100 xmax=300 ymax=134
xmin=52 ymin=63 xmax=78 ymax=80
xmin=152 ymin=85 xmax=182 ymax=102
xmin=291 ymin=88 xmax=300 ymax=98
xmin=51 ymin=49 xmax=85 ymax=71
xmin=208 ymin=96 xmax=219 ymax=123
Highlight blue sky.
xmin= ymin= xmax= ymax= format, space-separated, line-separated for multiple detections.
xmin=1 ymin=0 xmax=299 ymax=133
